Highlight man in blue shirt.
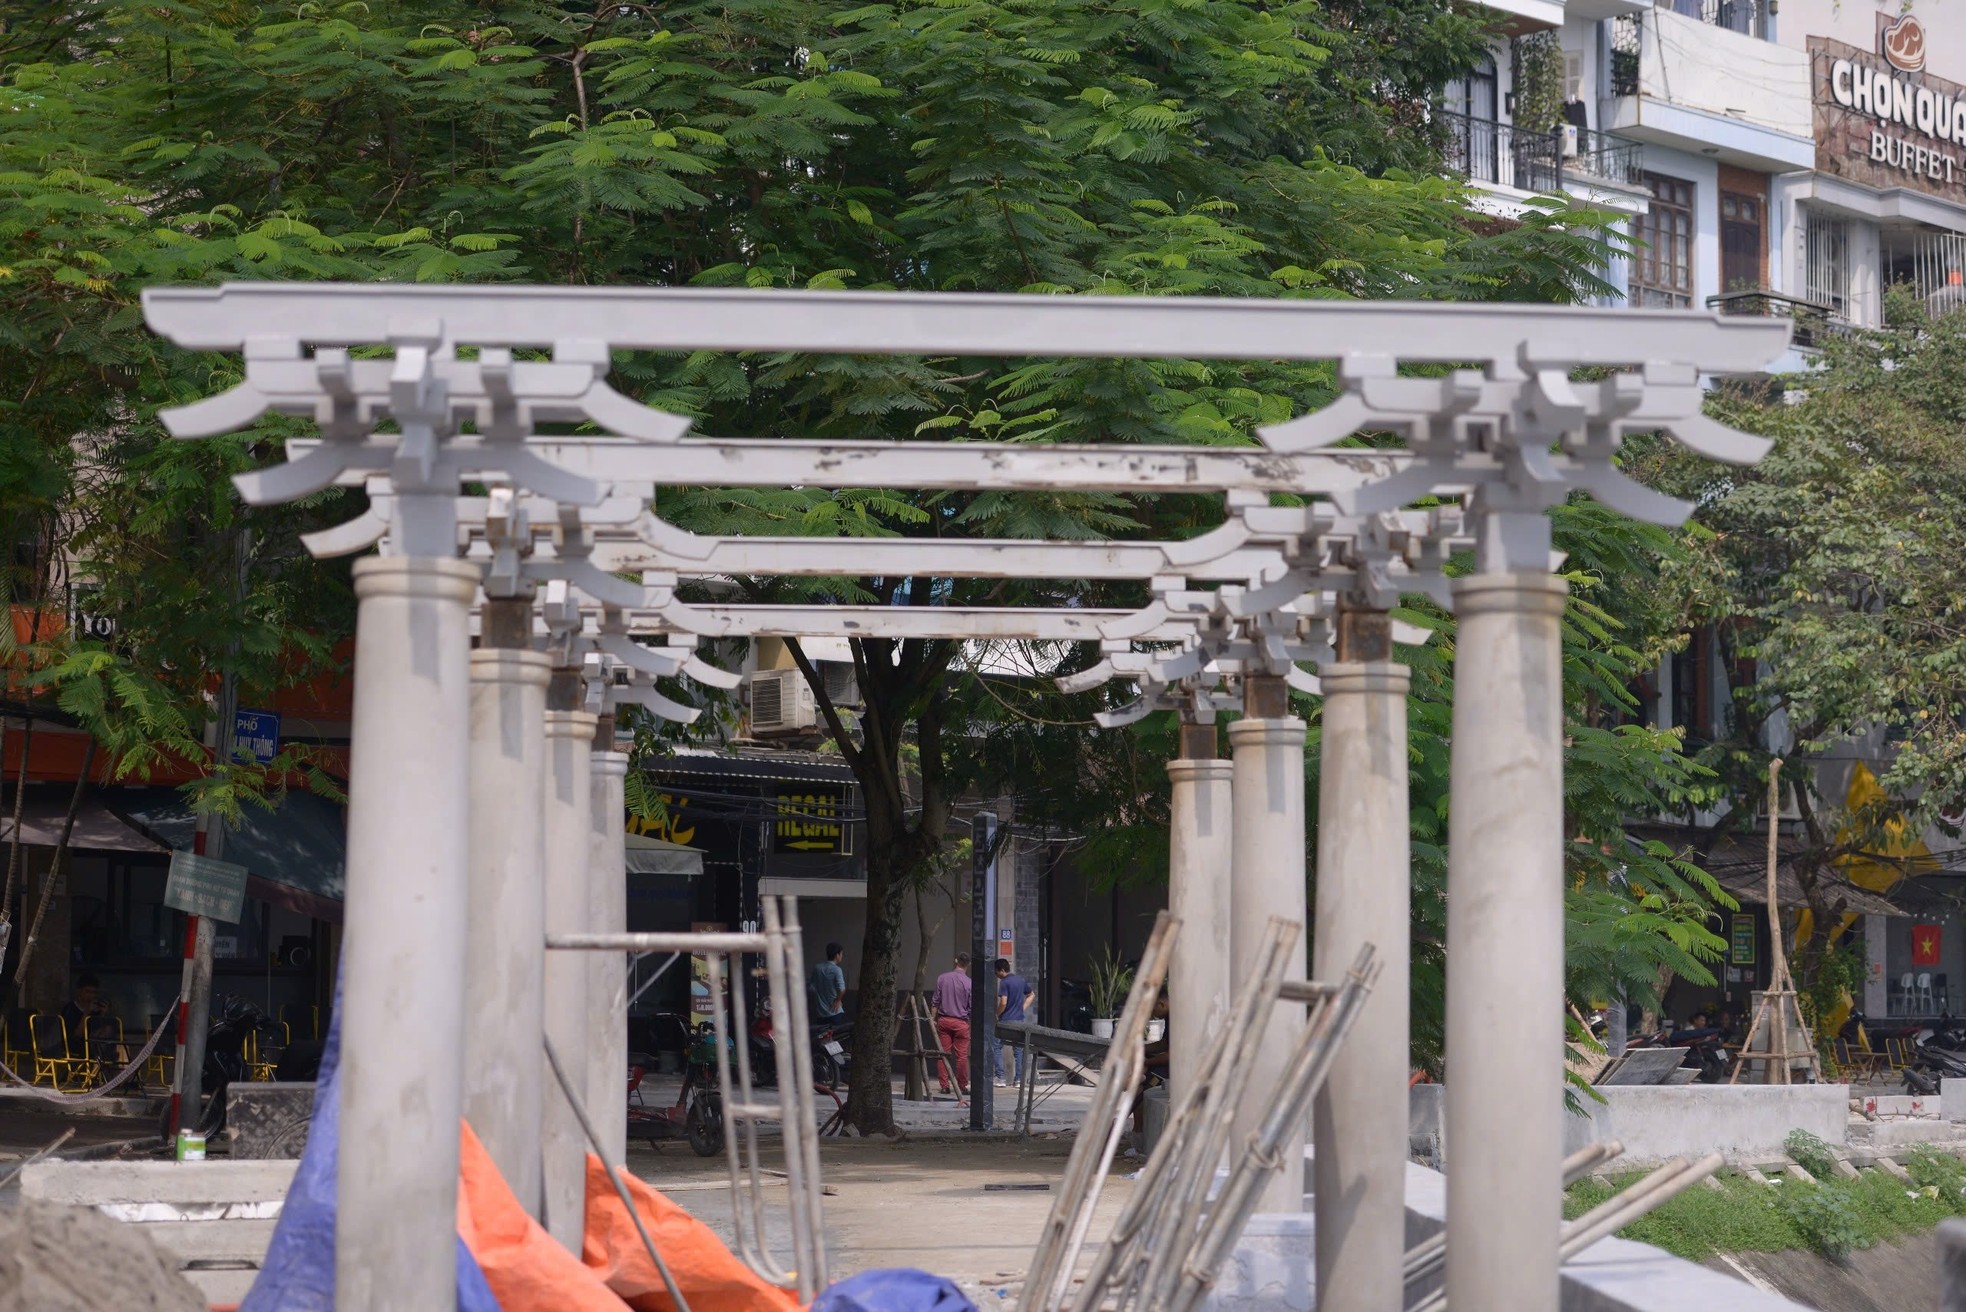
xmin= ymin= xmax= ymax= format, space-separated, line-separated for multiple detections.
xmin=810 ymin=942 xmax=848 ymax=1025
xmin=994 ymin=958 xmax=1034 ymax=1086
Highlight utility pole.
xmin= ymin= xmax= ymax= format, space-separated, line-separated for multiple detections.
xmin=170 ymin=530 xmax=246 ymax=1141
xmin=969 ymin=812 xmax=998 ymax=1132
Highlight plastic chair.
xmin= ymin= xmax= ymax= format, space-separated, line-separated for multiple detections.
xmin=143 ymin=1013 xmax=174 ymax=1089
xmin=1939 ymin=974 xmax=1952 ymax=1013
xmin=29 ymin=1013 xmax=91 ymax=1089
xmin=1897 ymin=972 xmax=1917 ymax=1015
xmin=2 ymin=1008 xmax=29 ymax=1074
xmin=1918 ymin=972 xmax=1937 ymax=1013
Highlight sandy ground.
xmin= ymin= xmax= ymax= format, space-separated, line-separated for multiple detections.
xmin=626 ymin=1119 xmax=1136 ymax=1300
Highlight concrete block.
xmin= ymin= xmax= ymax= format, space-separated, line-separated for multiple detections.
xmin=1856 ymin=1093 xmax=1940 ymax=1119
xmin=226 ymin=1081 xmax=316 ymax=1160
xmin=1204 ymin=1212 xmax=1315 ymax=1312
xmin=1876 ymin=1157 xmax=1913 ymax=1182
xmin=1561 ymin=1084 xmax=1848 ymax=1166
xmin=1847 ymin=1119 xmax=1966 ymax=1151
xmin=1784 ymin=1162 xmax=1815 ymax=1184
xmin=1230 ymin=1155 xmax=1811 ymax=1310
xmin=1944 ymin=1078 xmax=1966 ymax=1123
xmin=1408 ymin=1083 xmax=1445 ymax=1166
xmin=19 ymin=1159 xmax=297 ymax=1206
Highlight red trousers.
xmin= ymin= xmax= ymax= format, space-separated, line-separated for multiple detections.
xmin=935 ymin=1016 xmax=971 ymax=1093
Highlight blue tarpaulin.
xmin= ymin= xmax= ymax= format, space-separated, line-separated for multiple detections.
xmin=238 ymin=973 xmax=498 ymax=1311
xmin=810 ymin=1268 xmax=980 ymax=1312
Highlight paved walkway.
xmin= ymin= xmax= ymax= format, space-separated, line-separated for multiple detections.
xmin=627 ymin=1125 xmax=1136 ymax=1301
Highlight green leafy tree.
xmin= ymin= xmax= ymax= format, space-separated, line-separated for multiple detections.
xmin=2 ymin=0 xmax=1633 ymax=1128
xmin=1637 ymin=288 xmax=1966 ymax=993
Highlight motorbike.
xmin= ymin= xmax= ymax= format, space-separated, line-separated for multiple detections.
xmin=628 ymin=1018 xmax=727 ymax=1157
xmin=747 ymin=1003 xmax=853 ymax=1091
xmin=1631 ymin=1023 xmax=1733 ymax=1084
xmin=1901 ymin=1017 xmax=1966 ymax=1095
xmin=162 ymin=996 xmax=284 ymax=1140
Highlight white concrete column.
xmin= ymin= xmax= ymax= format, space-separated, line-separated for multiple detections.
xmin=1312 ymin=655 xmax=1411 ymax=1312
xmin=541 ymin=701 xmax=598 ymax=1253
xmin=1444 ymin=571 xmax=1568 ymax=1312
xmin=1229 ymin=676 xmax=1308 ymax=1214
xmin=1166 ymin=720 xmax=1232 ymax=1108
xmin=587 ymin=723 xmax=630 ymax=1167
xmin=462 ymin=618 xmax=550 ymax=1216
xmin=336 ymin=556 xmax=478 ymax=1312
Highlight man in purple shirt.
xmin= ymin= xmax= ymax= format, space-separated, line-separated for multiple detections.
xmin=932 ymin=952 xmax=973 ymax=1097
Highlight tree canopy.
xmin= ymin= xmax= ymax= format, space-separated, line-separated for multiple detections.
xmin=0 ymin=0 xmax=1708 ymax=1126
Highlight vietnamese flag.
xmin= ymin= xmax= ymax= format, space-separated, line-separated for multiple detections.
xmin=1914 ymin=923 xmax=1944 ymax=966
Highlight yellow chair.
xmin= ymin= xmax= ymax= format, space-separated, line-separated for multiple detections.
xmin=29 ymin=1013 xmax=93 ymax=1089
xmin=143 ymin=1013 xmax=175 ymax=1090
xmin=2 ymin=1010 xmax=29 ymax=1075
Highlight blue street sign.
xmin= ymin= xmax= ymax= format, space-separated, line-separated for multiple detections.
xmin=234 ymin=709 xmax=281 ymax=765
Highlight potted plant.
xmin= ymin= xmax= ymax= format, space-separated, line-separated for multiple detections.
xmin=1088 ymin=947 xmax=1133 ymax=1040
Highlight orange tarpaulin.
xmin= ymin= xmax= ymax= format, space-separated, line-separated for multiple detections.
xmin=457 ymin=1123 xmax=631 ymax=1311
xmin=583 ymin=1156 xmax=803 ymax=1312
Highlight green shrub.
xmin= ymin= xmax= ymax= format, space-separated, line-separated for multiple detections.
xmin=1776 ymin=1182 xmax=1867 ymax=1260
xmin=1785 ymin=1129 xmax=1838 ymax=1181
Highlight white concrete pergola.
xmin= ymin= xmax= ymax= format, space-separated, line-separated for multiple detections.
xmin=143 ymin=284 xmax=1787 ymax=1312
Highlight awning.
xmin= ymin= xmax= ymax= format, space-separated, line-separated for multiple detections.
xmin=646 ymin=750 xmax=858 ymax=786
xmin=110 ymin=787 xmax=347 ymax=924
xmin=626 ymin=834 xmax=703 ymax=877
xmin=0 ymin=786 xmax=168 ymax=854
xmin=1706 ymin=864 xmax=1907 ymax=919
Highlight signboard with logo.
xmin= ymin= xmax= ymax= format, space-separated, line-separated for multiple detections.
xmin=1813 ymin=15 xmax=1966 ymax=202
xmin=164 ymin=850 xmax=250 ymax=924
xmin=234 ymin=709 xmax=281 ymax=765
xmin=772 ymin=786 xmax=852 ymax=855
xmin=1730 ymin=913 xmax=1757 ymax=967
xmin=627 ymin=793 xmax=695 ymax=846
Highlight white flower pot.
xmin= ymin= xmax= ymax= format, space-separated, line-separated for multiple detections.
xmin=1145 ymin=1019 xmax=1165 ymax=1043
xmin=1092 ymin=1018 xmax=1116 ymax=1040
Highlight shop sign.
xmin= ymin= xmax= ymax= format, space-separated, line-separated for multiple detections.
xmin=773 ymin=786 xmax=852 ymax=855
xmin=164 ymin=850 xmax=249 ymax=924
xmin=626 ymin=793 xmax=695 ymax=846
xmin=690 ymin=921 xmax=722 ymax=1018
xmin=1814 ymin=18 xmax=1966 ymax=202
xmin=1730 ymin=913 xmax=1757 ymax=966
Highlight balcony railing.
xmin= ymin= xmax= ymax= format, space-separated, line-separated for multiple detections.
xmin=1671 ymin=0 xmax=1768 ymax=39
xmin=1438 ymin=110 xmax=1563 ymax=196
xmin=1705 ymin=290 xmax=1848 ymax=350
xmin=1565 ymin=127 xmax=1643 ymax=189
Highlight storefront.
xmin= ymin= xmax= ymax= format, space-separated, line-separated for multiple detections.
xmin=1789 ymin=12 xmax=1966 ymax=326
xmin=630 ymin=749 xmax=865 ymax=1031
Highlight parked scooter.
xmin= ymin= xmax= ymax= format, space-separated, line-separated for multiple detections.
xmin=747 ymin=1002 xmax=853 ymax=1090
xmin=627 ymin=1018 xmax=727 ymax=1156
xmin=1901 ymin=1016 xmax=1966 ymax=1095
xmin=195 ymin=996 xmax=283 ymax=1136
xmin=1631 ymin=1022 xmax=1733 ymax=1084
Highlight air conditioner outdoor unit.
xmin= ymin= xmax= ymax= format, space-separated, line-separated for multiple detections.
xmin=1560 ymin=124 xmax=1580 ymax=159
xmin=750 ymin=668 xmax=820 ymax=735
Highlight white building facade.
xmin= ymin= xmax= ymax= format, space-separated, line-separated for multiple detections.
xmin=1456 ymin=0 xmax=1966 ymax=350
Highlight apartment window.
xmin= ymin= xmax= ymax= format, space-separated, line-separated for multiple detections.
xmin=1804 ymin=211 xmax=1850 ymax=314
xmin=1441 ymin=56 xmax=1500 ymax=185
xmin=1632 ymin=175 xmax=1695 ymax=308
xmin=1720 ymin=193 xmax=1763 ymax=294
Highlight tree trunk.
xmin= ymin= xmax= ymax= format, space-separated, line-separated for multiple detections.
xmin=845 ymin=819 xmax=917 ymax=1135
xmin=14 ymin=739 xmax=93 ymax=986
